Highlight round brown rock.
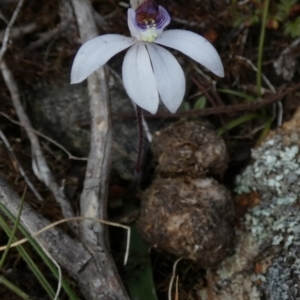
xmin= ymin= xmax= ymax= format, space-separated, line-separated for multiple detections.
xmin=137 ymin=177 xmax=235 ymax=268
xmin=152 ymin=121 xmax=228 ymax=177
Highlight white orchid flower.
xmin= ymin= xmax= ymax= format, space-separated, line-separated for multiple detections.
xmin=71 ymin=0 xmax=224 ymax=114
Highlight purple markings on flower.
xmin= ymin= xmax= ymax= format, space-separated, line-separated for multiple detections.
xmin=71 ymin=0 xmax=224 ymax=114
xmin=135 ymin=0 xmax=170 ymax=30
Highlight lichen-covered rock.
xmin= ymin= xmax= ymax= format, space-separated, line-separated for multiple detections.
xmin=197 ymin=108 xmax=300 ymax=300
xmin=152 ymin=121 xmax=228 ymax=177
xmin=262 ymin=245 xmax=300 ymax=300
xmin=235 ymin=135 xmax=300 ymax=199
xmin=137 ymin=177 xmax=234 ymax=267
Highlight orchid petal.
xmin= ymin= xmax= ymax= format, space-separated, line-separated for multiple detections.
xmin=146 ymin=43 xmax=185 ymax=113
xmin=127 ymin=8 xmax=142 ymax=40
xmin=122 ymin=43 xmax=159 ymax=114
xmin=155 ymin=30 xmax=224 ymax=77
xmin=71 ymin=34 xmax=134 ymax=84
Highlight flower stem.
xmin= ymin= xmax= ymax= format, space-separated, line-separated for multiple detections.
xmin=257 ymin=0 xmax=270 ymax=98
xmin=134 ymin=105 xmax=144 ymax=184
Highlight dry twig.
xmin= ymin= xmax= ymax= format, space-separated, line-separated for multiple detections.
xmin=0 ymin=112 xmax=88 ymax=161
xmin=0 ymin=216 xmax=131 ymax=266
xmin=0 ymin=0 xmax=76 ymax=233
xmin=140 ymin=82 xmax=300 ymax=119
xmin=70 ymin=0 xmax=129 ymax=298
xmin=0 ymin=22 xmax=38 ymax=42
xmin=0 ymin=130 xmax=43 ymax=201
xmin=0 ymin=174 xmax=123 ymax=300
xmin=0 ymin=0 xmax=25 ymax=62
xmin=1 ymin=61 xmax=76 ymax=229
xmin=234 ymin=55 xmax=284 ymax=126
xmin=27 ymin=20 xmax=71 ymax=50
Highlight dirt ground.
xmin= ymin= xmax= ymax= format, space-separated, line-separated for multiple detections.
xmin=0 ymin=0 xmax=300 ymax=299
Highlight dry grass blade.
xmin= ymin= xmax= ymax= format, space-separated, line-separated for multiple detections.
xmin=0 ymin=0 xmax=76 ymax=233
xmin=0 ymin=62 xmax=77 ymax=233
xmin=0 ymin=112 xmax=88 ymax=161
xmin=34 ymin=242 xmax=62 ymax=300
xmin=0 ymin=216 xmax=131 ymax=265
xmin=168 ymin=258 xmax=183 ymax=300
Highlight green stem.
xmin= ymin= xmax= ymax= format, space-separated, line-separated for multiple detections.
xmin=256 ymin=117 xmax=272 ymax=146
xmin=0 ymin=217 xmax=56 ymax=299
xmin=0 ymin=276 xmax=30 ymax=299
xmin=0 ymin=203 xmax=78 ymax=300
xmin=217 ymin=113 xmax=260 ymax=135
xmin=257 ymin=0 xmax=271 ymax=97
xmin=0 ymin=188 xmax=25 ymax=270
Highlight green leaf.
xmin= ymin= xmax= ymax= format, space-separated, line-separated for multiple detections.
xmin=0 ymin=188 xmax=25 ymax=270
xmin=125 ymin=225 xmax=158 ymax=300
xmin=0 ymin=203 xmax=79 ymax=300
xmin=0 ymin=217 xmax=56 ymax=299
xmin=193 ymin=96 xmax=207 ymax=110
xmin=217 ymin=89 xmax=256 ymax=102
xmin=217 ymin=113 xmax=260 ymax=135
xmin=0 ymin=276 xmax=30 ymax=299
xmin=277 ymin=0 xmax=297 ymax=17
xmin=178 ymin=101 xmax=191 ymax=112
xmin=284 ymin=18 xmax=300 ymax=38
xmin=256 ymin=118 xmax=272 ymax=145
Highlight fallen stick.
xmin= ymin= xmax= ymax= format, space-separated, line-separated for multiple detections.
xmin=0 ymin=61 xmax=77 ymax=234
xmin=70 ymin=0 xmax=129 ymax=298
xmin=0 ymin=0 xmax=77 ymax=234
xmin=0 ymin=174 xmax=122 ymax=300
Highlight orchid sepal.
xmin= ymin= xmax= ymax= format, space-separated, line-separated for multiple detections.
xmin=70 ymin=0 xmax=225 ymax=114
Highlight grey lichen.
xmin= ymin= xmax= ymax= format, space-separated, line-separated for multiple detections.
xmin=263 ymin=246 xmax=300 ymax=300
xmin=198 ymin=109 xmax=300 ymax=300
xmin=235 ymin=135 xmax=300 ymax=198
xmin=236 ymin=134 xmax=300 ymax=252
xmin=235 ymin=135 xmax=300 ymax=197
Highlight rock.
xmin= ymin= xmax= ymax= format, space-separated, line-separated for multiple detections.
xmin=197 ymin=107 xmax=300 ymax=299
xmin=137 ymin=121 xmax=234 ymax=267
xmin=137 ymin=177 xmax=234 ymax=267
xmin=26 ymin=71 xmax=139 ymax=181
xmin=152 ymin=121 xmax=228 ymax=177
